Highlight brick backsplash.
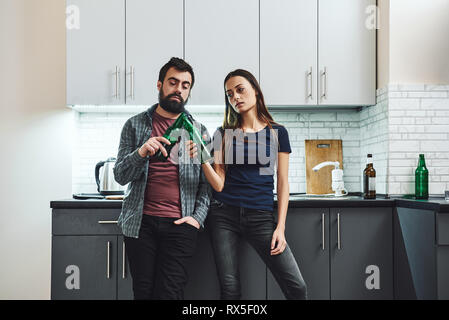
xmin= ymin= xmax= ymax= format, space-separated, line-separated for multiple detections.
xmin=386 ymin=84 xmax=449 ymax=195
xmin=73 ymin=84 xmax=449 ymax=196
xmin=72 ymin=109 xmax=362 ymax=194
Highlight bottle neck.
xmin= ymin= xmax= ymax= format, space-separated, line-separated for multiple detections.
xmin=418 ymin=156 xmax=426 ymax=168
xmin=366 ymin=158 xmax=373 ymax=165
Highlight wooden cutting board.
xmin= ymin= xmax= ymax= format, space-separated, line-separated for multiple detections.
xmin=305 ymin=140 xmax=343 ymax=195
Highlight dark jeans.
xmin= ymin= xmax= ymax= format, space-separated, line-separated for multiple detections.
xmin=207 ymin=201 xmax=308 ymax=300
xmin=124 ymin=214 xmax=198 ymax=300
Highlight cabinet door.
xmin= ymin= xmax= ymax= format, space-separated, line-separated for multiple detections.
xmin=318 ymin=0 xmax=376 ymax=106
xmin=117 ymin=236 xmax=134 ymax=300
xmin=126 ymin=0 xmax=183 ymax=105
xmin=260 ymin=0 xmax=318 ymax=106
xmin=330 ymin=207 xmax=393 ymax=300
xmin=185 ymin=0 xmax=259 ymax=105
xmin=437 ymin=247 xmax=449 ymax=300
xmin=267 ymin=208 xmax=330 ymax=300
xmin=67 ymin=0 xmax=126 ymax=105
xmin=51 ymin=236 xmax=117 ymax=299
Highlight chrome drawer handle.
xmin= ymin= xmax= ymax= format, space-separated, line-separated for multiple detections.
xmin=337 ymin=213 xmax=341 ymax=250
xmin=98 ymin=220 xmax=118 ymax=224
xmin=106 ymin=241 xmax=111 ymax=279
xmin=122 ymin=241 xmax=126 ymax=279
xmin=322 ymin=213 xmax=325 ymax=251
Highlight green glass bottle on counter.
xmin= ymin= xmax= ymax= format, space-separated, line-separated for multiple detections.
xmin=415 ymin=154 xmax=429 ymax=200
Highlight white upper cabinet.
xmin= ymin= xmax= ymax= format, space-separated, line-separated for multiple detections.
xmin=67 ymin=0 xmax=126 ymax=105
xmin=66 ymin=0 xmax=376 ymax=107
xmin=260 ymin=0 xmax=318 ymax=106
xmin=318 ymin=0 xmax=376 ymax=106
xmin=184 ymin=0 xmax=259 ymax=105
xmin=67 ymin=0 xmax=183 ymax=106
xmin=126 ymin=0 xmax=183 ymax=105
xmin=260 ymin=0 xmax=376 ymax=107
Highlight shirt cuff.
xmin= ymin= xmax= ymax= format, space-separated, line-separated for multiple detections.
xmin=129 ymin=147 xmax=148 ymax=167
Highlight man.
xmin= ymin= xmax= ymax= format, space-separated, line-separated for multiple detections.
xmin=113 ymin=57 xmax=211 ymax=300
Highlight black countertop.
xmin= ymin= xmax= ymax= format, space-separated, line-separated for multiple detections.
xmin=50 ymin=194 xmax=449 ymax=213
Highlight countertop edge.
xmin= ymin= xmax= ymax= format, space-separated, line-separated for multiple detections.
xmin=50 ymin=198 xmax=449 ymax=212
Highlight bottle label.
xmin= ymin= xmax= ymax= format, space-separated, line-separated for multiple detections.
xmin=369 ymin=177 xmax=376 ymax=191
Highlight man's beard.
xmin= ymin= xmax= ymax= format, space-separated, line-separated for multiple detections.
xmin=158 ymin=90 xmax=188 ymax=114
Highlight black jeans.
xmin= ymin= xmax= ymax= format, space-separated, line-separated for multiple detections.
xmin=124 ymin=214 xmax=198 ymax=300
xmin=207 ymin=201 xmax=308 ymax=300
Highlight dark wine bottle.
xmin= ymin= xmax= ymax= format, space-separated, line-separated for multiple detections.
xmin=363 ymin=154 xmax=376 ymax=199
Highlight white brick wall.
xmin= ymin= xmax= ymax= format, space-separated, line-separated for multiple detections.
xmin=360 ymin=88 xmax=389 ymax=195
xmin=72 ymin=84 xmax=449 ymax=196
xmin=72 ymin=109 xmax=362 ymax=194
xmin=387 ymin=84 xmax=449 ymax=195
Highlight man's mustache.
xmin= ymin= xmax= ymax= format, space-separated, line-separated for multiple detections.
xmin=165 ymin=93 xmax=184 ymax=104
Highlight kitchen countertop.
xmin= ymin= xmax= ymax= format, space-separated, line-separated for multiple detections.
xmin=50 ymin=194 xmax=449 ymax=213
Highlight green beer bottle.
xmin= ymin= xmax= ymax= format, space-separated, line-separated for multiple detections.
xmin=415 ymin=154 xmax=429 ymax=200
xmin=155 ymin=112 xmax=212 ymax=163
xmin=154 ymin=112 xmax=186 ymax=161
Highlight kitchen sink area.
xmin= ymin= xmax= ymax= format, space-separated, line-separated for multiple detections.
xmin=288 ymin=194 xmax=362 ymax=200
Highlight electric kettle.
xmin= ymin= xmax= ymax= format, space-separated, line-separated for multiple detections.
xmin=95 ymin=157 xmax=125 ymax=195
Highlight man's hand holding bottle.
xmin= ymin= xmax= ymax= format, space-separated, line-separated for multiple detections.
xmin=138 ymin=136 xmax=171 ymax=158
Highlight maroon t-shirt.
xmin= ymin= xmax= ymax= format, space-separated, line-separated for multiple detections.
xmin=142 ymin=111 xmax=182 ymax=218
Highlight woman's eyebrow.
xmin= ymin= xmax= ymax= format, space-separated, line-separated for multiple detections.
xmin=226 ymin=84 xmax=243 ymax=93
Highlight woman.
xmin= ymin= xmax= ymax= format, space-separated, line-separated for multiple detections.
xmin=189 ymin=69 xmax=307 ymax=300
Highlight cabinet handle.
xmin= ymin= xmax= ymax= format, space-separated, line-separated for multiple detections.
xmin=114 ymin=66 xmax=120 ymax=99
xmin=307 ymin=67 xmax=313 ymax=100
xmin=122 ymin=241 xmax=126 ymax=279
xmin=106 ymin=241 xmax=111 ymax=279
xmin=321 ymin=213 xmax=325 ymax=250
xmin=128 ymin=65 xmax=135 ymax=100
xmin=321 ymin=67 xmax=327 ymax=100
xmin=98 ymin=220 xmax=118 ymax=224
xmin=337 ymin=213 xmax=341 ymax=250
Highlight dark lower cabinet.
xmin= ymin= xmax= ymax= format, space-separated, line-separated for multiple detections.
xmin=52 ymin=208 xmax=266 ymax=300
xmin=51 ymin=235 xmax=134 ymax=300
xmin=51 ymin=235 xmax=118 ymax=300
xmin=117 ymin=236 xmax=134 ymax=300
xmin=394 ymin=207 xmax=449 ymax=300
xmin=53 ymin=204 xmax=449 ymax=300
xmin=51 ymin=209 xmax=133 ymax=300
xmin=330 ymin=207 xmax=393 ymax=300
xmin=268 ymin=207 xmax=393 ymax=300
xmin=267 ymin=208 xmax=330 ymax=300
xmin=437 ymin=247 xmax=449 ymax=300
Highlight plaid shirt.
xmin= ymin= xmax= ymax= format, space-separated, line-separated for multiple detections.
xmin=113 ymin=104 xmax=212 ymax=238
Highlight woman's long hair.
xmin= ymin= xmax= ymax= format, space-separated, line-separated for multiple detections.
xmin=219 ymin=69 xmax=280 ymax=168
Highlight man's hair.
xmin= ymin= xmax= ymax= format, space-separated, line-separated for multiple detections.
xmin=158 ymin=57 xmax=195 ymax=88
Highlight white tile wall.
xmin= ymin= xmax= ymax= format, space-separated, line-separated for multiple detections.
xmin=72 ymin=84 xmax=449 ymax=196
xmin=360 ymin=88 xmax=389 ymax=195
xmin=386 ymin=84 xmax=449 ymax=195
xmin=72 ymin=108 xmax=363 ymax=194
